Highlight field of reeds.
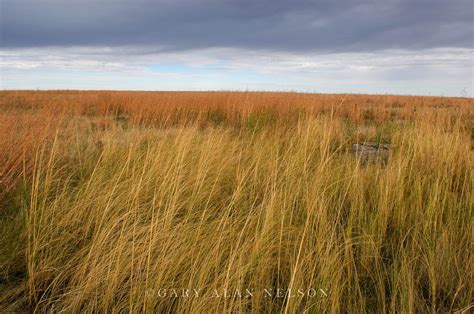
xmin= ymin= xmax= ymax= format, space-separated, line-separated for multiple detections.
xmin=0 ymin=90 xmax=473 ymax=313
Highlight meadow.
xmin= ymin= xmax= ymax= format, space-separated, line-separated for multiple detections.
xmin=0 ymin=91 xmax=472 ymax=313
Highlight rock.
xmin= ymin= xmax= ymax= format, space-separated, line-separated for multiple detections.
xmin=351 ymin=142 xmax=390 ymax=165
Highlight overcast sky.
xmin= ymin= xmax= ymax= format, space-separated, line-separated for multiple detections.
xmin=1 ymin=0 xmax=473 ymax=96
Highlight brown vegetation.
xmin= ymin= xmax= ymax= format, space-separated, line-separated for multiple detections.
xmin=0 ymin=91 xmax=472 ymax=312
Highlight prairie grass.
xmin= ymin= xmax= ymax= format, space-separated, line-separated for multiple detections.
xmin=0 ymin=91 xmax=473 ymax=313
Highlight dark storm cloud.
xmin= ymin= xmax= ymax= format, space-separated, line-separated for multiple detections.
xmin=1 ymin=0 xmax=473 ymax=52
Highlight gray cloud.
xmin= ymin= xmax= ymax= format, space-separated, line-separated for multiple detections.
xmin=1 ymin=0 xmax=472 ymax=52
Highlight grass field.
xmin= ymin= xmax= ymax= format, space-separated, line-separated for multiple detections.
xmin=0 ymin=91 xmax=473 ymax=312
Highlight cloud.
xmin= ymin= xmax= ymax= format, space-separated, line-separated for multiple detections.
xmin=1 ymin=0 xmax=472 ymax=52
xmin=1 ymin=1 xmax=472 ymax=96
xmin=1 ymin=46 xmax=472 ymax=96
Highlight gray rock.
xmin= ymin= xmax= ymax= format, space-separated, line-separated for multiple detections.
xmin=351 ymin=142 xmax=390 ymax=165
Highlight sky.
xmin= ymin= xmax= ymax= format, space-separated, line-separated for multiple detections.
xmin=1 ymin=0 xmax=473 ymax=96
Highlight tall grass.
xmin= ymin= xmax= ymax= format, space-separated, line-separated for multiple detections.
xmin=0 ymin=91 xmax=473 ymax=312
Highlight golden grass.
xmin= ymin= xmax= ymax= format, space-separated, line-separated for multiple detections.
xmin=0 ymin=91 xmax=473 ymax=312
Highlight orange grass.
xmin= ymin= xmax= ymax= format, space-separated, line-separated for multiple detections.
xmin=0 ymin=91 xmax=472 ymax=312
